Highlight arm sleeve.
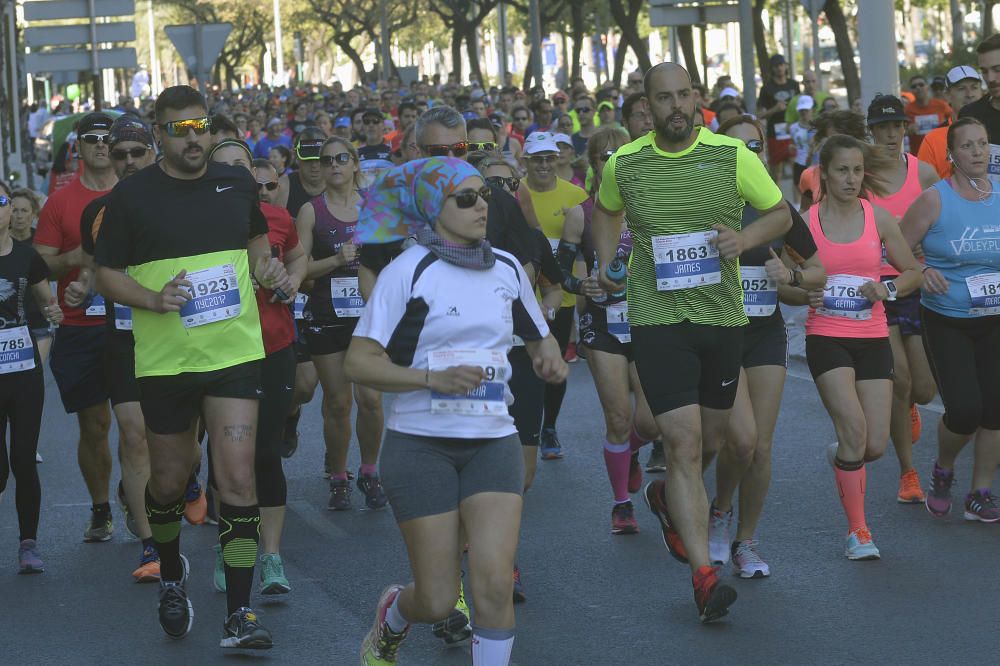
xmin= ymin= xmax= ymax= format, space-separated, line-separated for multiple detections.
xmin=736 ymin=147 xmax=784 ymax=211
xmin=28 ymin=248 xmax=51 ymax=284
xmin=512 ymin=261 xmax=550 ymax=342
xmin=352 ymin=259 xmax=409 ymax=349
xmin=596 ymin=153 xmax=624 ymax=213
xmin=783 ymin=201 xmax=817 ymax=260
xmin=537 ymin=230 xmax=564 ymax=286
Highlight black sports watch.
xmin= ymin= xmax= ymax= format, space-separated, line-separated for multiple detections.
xmin=789 ymin=269 xmax=802 ymax=288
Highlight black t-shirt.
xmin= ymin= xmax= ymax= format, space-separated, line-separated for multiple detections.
xmin=14 ymin=234 xmax=48 ymax=331
xmin=958 ymin=96 xmax=1000 ymax=145
xmin=357 ymin=144 xmax=394 ymax=172
xmin=285 ymin=171 xmax=322 ymax=219
xmin=758 ymin=79 xmax=801 ymax=138
xmin=0 ymin=239 xmax=50 ymax=331
xmin=96 ymin=161 xmax=268 ymax=269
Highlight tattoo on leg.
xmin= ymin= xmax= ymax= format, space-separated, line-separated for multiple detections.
xmin=222 ymin=425 xmax=253 ymax=442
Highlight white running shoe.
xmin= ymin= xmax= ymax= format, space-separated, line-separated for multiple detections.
xmin=731 ymin=540 xmax=770 ymax=579
xmin=708 ymin=503 xmax=733 ymax=565
xmin=844 ymin=527 xmax=880 ymax=561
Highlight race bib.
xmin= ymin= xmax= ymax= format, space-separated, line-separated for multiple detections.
xmin=428 ymin=349 xmax=508 ymax=416
xmin=989 ymin=144 xmax=1000 ymax=186
xmin=915 ymin=114 xmax=938 ymax=135
xmin=114 ymin=304 xmax=132 ymax=331
xmin=331 ymin=277 xmax=365 ymax=318
xmin=293 ymin=293 xmax=308 ymax=320
xmin=85 ymin=293 xmax=106 ymax=316
xmin=741 ymin=265 xmax=777 ymax=317
xmin=606 ymin=301 xmax=630 ymax=343
xmin=652 ymin=231 xmax=721 ymax=291
xmin=0 ymin=326 xmax=35 ymax=374
xmin=179 ymin=264 xmax=241 ymax=329
xmin=966 ymin=273 xmax=1000 ymax=315
xmin=817 ymin=274 xmax=873 ymax=320
xmin=774 ymin=122 xmax=790 ymax=140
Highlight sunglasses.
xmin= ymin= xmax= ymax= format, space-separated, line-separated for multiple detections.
xmin=296 ymin=143 xmax=324 ymax=161
xmin=362 ymin=117 xmax=383 ymax=125
xmin=111 ymin=147 xmax=149 ymax=160
xmin=319 ymin=152 xmax=353 ymax=166
xmin=420 ymin=141 xmax=468 ymax=157
xmin=449 ymin=186 xmax=492 ymax=209
xmin=745 ymin=139 xmax=764 ymax=154
xmin=527 ymin=154 xmax=557 ymax=164
xmin=257 ymin=180 xmax=279 ymax=191
xmin=160 ymin=116 xmax=211 ymax=137
xmin=485 ymin=176 xmax=519 ymax=192
xmin=598 ymin=149 xmax=615 ymax=162
xmin=575 ymin=107 xmax=593 ymax=114
xmin=0 ymin=196 xmax=9 ymax=207
xmin=469 ymin=141 xmax=497 ymax=152
xmin=80 ymin=133 xmax=110 ymax=145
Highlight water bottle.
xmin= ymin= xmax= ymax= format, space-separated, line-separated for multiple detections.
xmin=591 ymin=260 xmax=607 ymax=304
xmin=606 ymin=258 xmax=627 ymax=298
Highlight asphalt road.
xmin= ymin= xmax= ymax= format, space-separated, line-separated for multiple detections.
xmin=2 ymin=329 xmax=997 ymax=665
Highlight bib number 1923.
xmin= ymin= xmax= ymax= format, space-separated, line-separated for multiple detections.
xmin=179 ymin=264 xmax=241 ymax=328
xmin=652 ymin=231 xmax=721 ymax=291
xmin=428 ymin=349 xmax=507 ymax=416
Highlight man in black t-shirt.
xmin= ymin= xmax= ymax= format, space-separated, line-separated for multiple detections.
xmin=286 ymin=128 xmax=326 ymax=218
xmin=357 ymin=107 xmax=394 ymax=184
xmin=959 ymin=33 xmax=1000 ymax=186
xmin=757 ymin=54 xmax=801 ymax=181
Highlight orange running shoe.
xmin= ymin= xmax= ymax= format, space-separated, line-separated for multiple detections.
xmin=910 ymin=404 xmax=921 ymax=444
xmin=132 ymin=545 xmax=161 ymax=583
xmin=692 ymin=565 xmax=737 ymax=623
xmin=184 ymin=479 xmax=207 ymax=525
xmin=642 ymin=480 xmax=688 ymax=563
xmin=897 ymin=469 xmax=925 ymax=504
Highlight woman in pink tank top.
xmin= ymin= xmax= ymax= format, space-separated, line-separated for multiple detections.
xmin=784 ymin=135 xmax=923 ymax=562
xmin=866 ymin=95 xmax=941 ymax=506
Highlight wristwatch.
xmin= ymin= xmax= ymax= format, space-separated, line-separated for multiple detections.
xmin=545 ymin=307 xmax=557 ymax=322
xmin=884 ymin=279 xmax=898 ymax=301
xmin=789 ymin=269 xmax=802 ymax=288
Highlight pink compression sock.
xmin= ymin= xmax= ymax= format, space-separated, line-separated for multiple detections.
xmin=360 ymin=463 xmax=377 ymax=477
xmin=629 ymin=426 xmax=649 ymax=452
xmin=834 ymin=464 xmax=867 ymax=533
xmin=603 ymin=440 xmax=631 ymax=503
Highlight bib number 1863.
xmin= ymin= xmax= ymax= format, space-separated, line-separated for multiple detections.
xmin=652 ymin=231 xmax=721 ymax=291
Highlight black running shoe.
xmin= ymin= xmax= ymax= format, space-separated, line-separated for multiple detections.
xmin=158 ymin=554 xmax=193 ymax=639
xmin=220 ymin=607 xmax=273 ymax=649
xmin=357 ymin=471 xmax=389 ymax=510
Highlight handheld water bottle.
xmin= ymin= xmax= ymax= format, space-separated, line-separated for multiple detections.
xmin=606 ymin=258 xmax=627 ymax=298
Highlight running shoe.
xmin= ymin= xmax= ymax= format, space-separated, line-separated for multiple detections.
xmin=844 ymin=527 xmax=880 ymax=560
xmin=910 ymin=404 xmax=921 ymax=443
xmin=642 ymin=480 xmax=688 ymax=563
xmin=361 ymin=585 xmax=410 ymax=665
xmin=282 ymin=409 xmax=301 ymax=459
xmin=645 ymin=441 xmax=666 ymax=473
xmin=539 ymin=428 xmax=564 ymax=460
xmin=925 ymin=463 xmax=955 ymax=517
xmin=133 ymin=545 xmax=161 ymax=583
xmin=357 ymin=471 xmax=389 ymax=510
xmin=963 ymin=489 xmax=1000 ymax=523
xmin=564 ymin=341 xmax=578 ymax=363
xmin=205 ymin=484 xmax=219 ymax=526
xmin=17 ymin=539 xmax=44 ymax=574
xmin=628 ymin=452 xmax=643 ymax=493
xmin=158 ymin=554 xmax=192 ymax=639
xmin=512 ymin=564 xmax=526 ymax=603
xmin=897 ymin=469 xmax=925 ymax=504
xmin=693 ymin=565 xmax=737 ymax=623
xmin=259 ymin=553 xmax=291 ymax=595
xmin=731 ymin=540 xmax=770 ymax=579
xmin=183 ymin=478 xmax=207 ymax=525
xmin=611 ymin=500 xmax=640 ymax=535
xmin=83 ymin=507 xmax=113 ymax=543
xmin=328 ymin=478 xmax=352 ymax=511
xmin=213 ymin=543 xmax=227 ymax=593
xmin=708 ymin=504 xmax=733 ymax=565
xmin=220 ymin=607 xmax=273 ymax=649
xmin=116 ymin=480 xmax=139 ymax=539
xmin=431 ymin=581 xmax=471 ymax=646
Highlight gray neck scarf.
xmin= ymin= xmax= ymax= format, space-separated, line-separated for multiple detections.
xmin=416 ymin=226 xmax=496 ymax=270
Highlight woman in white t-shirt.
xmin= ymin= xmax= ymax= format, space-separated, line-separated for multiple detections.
xmin=346 ymin=157 xmax=566 ymax=666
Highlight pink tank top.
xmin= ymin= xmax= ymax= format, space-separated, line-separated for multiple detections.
xmin=805 ymin=198 xmax=888 ymax=339
xmin=870 ymin=154 xmax=924 ymax=277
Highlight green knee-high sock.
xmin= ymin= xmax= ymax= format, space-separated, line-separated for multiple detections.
xmin=145 ymin=486 xmax=185 ymax=581
xmin=219 ymin=502 xmax=261 ymax=614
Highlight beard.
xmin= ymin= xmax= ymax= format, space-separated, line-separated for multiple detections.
xmin=653 ymin=110 xmax=694 ymax=143
xmin=167 ymin=144 xmax=207 ymax=173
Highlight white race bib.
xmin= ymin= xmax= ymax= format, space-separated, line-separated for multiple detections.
xmin=774 ymin=122 xmax=790 ymax=140
xmin=652 ymin=231 xmax=721 ymax=291
xmin=179 ymin=264 xmax=241 ymax=329
xmin=915 ymin=114 xmax=938 ymax=135
xmin=85 ymin=293 xmax=106 ymax=316
xmin=817 ymin=274 xmax=873 ymax=320
xmin=989 ymin=144 xmax=1000 ymax=187
xmin=429 ymin=349 xmax=508 ymax=416
xmin=741 ymin=265 xmax=778 ymax=317
xmin=966 ymin=273 xmax=1000 ymax=315
xmin=114 ymin=304 xmax=132 ymax=331
xmin=0 ymin=326 xmax=35 ymax=374
xmin=293 ymin=293 xmax=308 ymax=320
xmin=331 ymin=277 xmax=365 ymax=318
xmin=606 ymin=301 xmax=630 ymax=343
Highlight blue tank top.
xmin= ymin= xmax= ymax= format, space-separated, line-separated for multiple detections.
xmin=921 ymin=179 xmax=1000 ymax=318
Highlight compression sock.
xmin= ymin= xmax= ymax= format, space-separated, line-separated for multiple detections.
xmin=629 ymin=426 xmax=650 ymax=452
xmin=145 ymin=486 xmax=185 ymax=581
xmin=331 ymin=471 xmax=348 ymax=482
xmin=219 ymin=502 xmax=261 ymax=615
xmin=359 ymin=463 xmax=377 ymax=477
xmin=471 ymin=626 xmax=515 ymax=666
xmin=385 ymin=593 xmax=410 ymax=633
xmin=834 ymin=459 xmax=867 ymax=533
xmin=603 ymin=440 xmax=631 ymax=503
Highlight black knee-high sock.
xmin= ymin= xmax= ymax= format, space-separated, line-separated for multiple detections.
xmin=145 ymin=486 xmax=185 ymax=581
xmin=542 ymin=380 xmax=567 ymax=430
xmin=219 ymin=502 xmax=260 ymax=614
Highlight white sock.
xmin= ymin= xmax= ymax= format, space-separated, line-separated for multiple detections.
xmin=385 ymin=595 xmax=408 ymax=633
xmin=471 ymin=631 xmax=514 ymax=666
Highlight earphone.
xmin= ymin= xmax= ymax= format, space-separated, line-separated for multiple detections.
xmin=950 ymin=156 xmax=996 ymax=204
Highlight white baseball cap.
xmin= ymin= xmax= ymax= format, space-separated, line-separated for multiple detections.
xmin=552 ymin=132 xmax=573 ymax=147
xmin=796 ymin=95 xmax=815 ymax=111
xmin=523 ymin=131 xmax=560 ymax=155
xmin=720 ymin=87 xmax=740 ymax=99
xmin=946 ymin=65 xmax=982 ymax=87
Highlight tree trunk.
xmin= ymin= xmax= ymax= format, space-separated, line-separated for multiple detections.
xmin=985 ymin=0 xmax=996 ymax=37
xmin=676 ymin=25 xmax=701 ymax=84
xmin=824 ymin=0 xmax=860 ymax=103
xmin=753 ymin=0 xmax=769 ymax=80
xmin=570 ymin=3 xmax=584 ymax=82
xmin=465 ymin=24 xmax=484 ymax=86
xmin=451 ymin=28 xmax=464 ymax=82
xmin=337 ymin=39 xmax=368 ymax=84
xmin=612 ymin=34 xmax=627 ymax=87
xmin=522 ymin=45 xmax=536 ymax=90
xmin=950 ymin=0 xmax=964 ymax=54
xmin=609 ymin=0 xmax=653 ymax=74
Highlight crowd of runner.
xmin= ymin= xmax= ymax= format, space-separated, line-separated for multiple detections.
xmin=2 ymin=31 xmax=999 ymax=664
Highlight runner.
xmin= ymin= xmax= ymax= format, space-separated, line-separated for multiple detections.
xmin=286 ymin=128 xmax=328 ymax=217
xmin=917 ymin=66 xmax=984 ymax=178
xmin=709 ymin=116 xmax=825 ymax=576
xmin=866 ymin=95 xmax=940 ymax=504
xmin=790 ymin=135 xmax=922 ymax=559
xmin=347 ymin=157 xmax=566 ymax=666
xmin=295 ymin=136 xmax=387 ymax=511
xmin=210 ymin=139 xmax=307 ymax=594
xmin=0 ymin=182 xmax=63 ymax=573
xmin=34 ymin=111 xmax=117 ymax=543
xmin=904 ymin=74 xmax=953 ymax=155
xmin=95 ymin=85 xmax=292 ymax=649
xmin=592 ymin=63 xmax=791 ymax=622
xmin=899 ymin=117 xmax=1000 ymax=522
xmin=957 ymin=34 xmax=1000 ymax=188
xmin=757 ymin=54 xmax=801 ymax=183
xmin=9 ymin=189 xmax=52 ymax=365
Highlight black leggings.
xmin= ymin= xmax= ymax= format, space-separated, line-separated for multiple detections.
xmin=0 ymin=369 xmax=45 ymax=541
xmin=256 ymin=346 xmax=296 ymax=507
xmin=543 ymin=306 xmax=574 ymax=430
xmin=508 ymin=346 xmax=544 ymax=447
xmin=921 ymin=307 xmax=1000 ymax=435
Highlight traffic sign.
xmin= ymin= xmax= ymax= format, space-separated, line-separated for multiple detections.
xmin=165 ymin=23 xmax=232 ymax=85
xmin=23 ymin=0 xmax=134 ymax=21
xmin=649 ymin=3 xmax=740 ymax=26
xmin=24 ymin=23 xmax=136 ymax=49
xmin=25 ymin=48 xmax=137 ymax=74
xmin=801 ymin=0 xmax=824 ymax=21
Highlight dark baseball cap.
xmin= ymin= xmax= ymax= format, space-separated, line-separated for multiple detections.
xmin=361 ymin=107 xmax=383 ymax=120
xmin=108 ymin=115 xmax=153 ymax=147
xmin=78 ymin=112 xmax=114 ymax=135
xmin=866 ymin=94 xmax=907 ymax=126
xmin=769 ymin=53 xmax=787 ymax=66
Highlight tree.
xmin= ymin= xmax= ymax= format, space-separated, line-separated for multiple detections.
xmin=427 ymin=0 xmax=501 ymax=85
xmin=506 ymin=0 xmax=568 ymax=90
xmin=304 ymin=0 xmax=416 ymax=82
xmin=609 ymin=0 xmax=652 ymax=84
xmin=824 ymin=0 xmax=860 ymax=103
xmin=676 ymin=26 xmax=701 ymax=85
